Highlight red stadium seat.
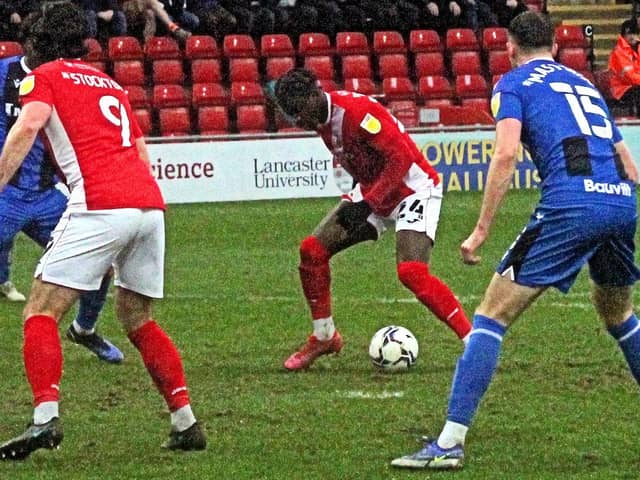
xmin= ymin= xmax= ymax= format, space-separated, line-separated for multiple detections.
xmin=488 ymin=50 xmax=511 ymax=76
xmin=159 ymin=107 xmax=191 ymax=136
xmin=482 ymin=27 xmax=508 ymax=51
xmin=558 ymin=48 xmax=589 ymax=71
xmin=229 ymin=57 xmax=260 ymax=82
xmin=579 ymin=70 xmax=595 ymax=84
xmin=231 ymin=81 xmax=265 ymax=105
xmin=145 ymin=36 xmax=181 ymax=60
xmin=373 ymin=31 xmax=406 ymax=54
xmin=343 ymin=78 xmax=379 ymax=95
xmin=185 ymin=35 xmax=219 ymax=59
xmin=378 ymin=54 xmax=409 ymax=78
xmin=261 ymin=34 xmax=295 ymax=57
xmin=86 ymin=61 xmax=107 ymax=72
xmin=153 ymin=84 xmax=188 ymax=108
xmin=420 ymin=105 xmax=493 ymax=126
xmin=124 ymin=85 xmax=149 ymax=108
xmin=409 ymin=30 xmax=442 ymax=53
xmin=191 ymin=59 xmax=222 ymax=84
xmin=304 ymin=55 xmax=335 ymax=80
xmin=451 ymin=51 xmax=482 ymax=76
xmin=341 ymin=55 xmax=372 ymax=80
xmin=414 ymin=52 xmax=446 ymax=77
xmin=298 ymin=32 xmax=332 ymax=56
xmin=317 ymin=79 xmax=339 ymax=92
xmin=593 ymin=69 xmax=614 ymax=100
xmin=455 ymin=74 xmax=489 ymax=99
xmin=236 ymin=104 xmax=267 ymax=133
xmin=492 ymin=74 xmax=503 ymax=86
xmin=84 ymin=38 xmax=105 ymax=61
xmin=0 ymin=41 xmax=22 ymax=59
xmin=192 ymin=82 xmax=228 ymax=107
xmin=198 ymin=106 xmax=229 ymax=135
xmin=265 ymin=56 xmax=296 ymax=81
xmin=387 ymin=100 xmax=418 ymax=128
xmin=113 ymin=60 xmax=145 ymax=86
xmin=446 ymin=28 xmax=479 ymax=52
xmin=108 ymin=36 xmax=144 ymax=61
xmin=418 ymin=75 xmax=455 ymax=105
xmin=223 ymin=34 xmax=258 ymax=58
xmin=555 ymin=25 xmax=588 ymax=49
xmin=133 ymin=108 xmax=152 ymax=136
xmin=152 ymin=59 xmax=184 ymax=84
xmin=382 ymin=77 xmax=415 ymax=101
xmin=336 ymin=32 xmax=369 ymax=55
xmin=460 ymin=97 xmax=490 ymax=113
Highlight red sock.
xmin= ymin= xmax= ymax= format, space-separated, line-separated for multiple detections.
xmin=299 ymin=236 xmax=332 ymax=319
xmin=128 ymin=320 xmax=190 ymax=411
xmin=24 ymin=315 xmax=62 ymax=406
xmin=397 ymin=261 xmax=472 ymax=340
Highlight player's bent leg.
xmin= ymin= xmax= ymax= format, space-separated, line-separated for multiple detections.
xmin=0 ymin=281 xmax=79 ymax=461
xmin=117 ymin=288 xmax=206 ymax=451
xmin=66 ymin=271 xmax=124 ymax=364
xmin=593 ymin=284 xmax=640 ymax=385
xmin=284 ymin=203 xmax=376 ymax=371
xmin=394 ymin=275 xmax=545 ymax=468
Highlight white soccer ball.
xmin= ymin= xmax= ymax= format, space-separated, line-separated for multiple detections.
xmin=368 ymin=326 xmax=419 ymax=372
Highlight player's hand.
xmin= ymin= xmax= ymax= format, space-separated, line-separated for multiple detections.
xmin=336 ymin=200 xmax=372 ymax=234
xmin=172 ymin=28 xmax=192 ymax=44
xmin=460 ymin=227 xmax=487 ymax=265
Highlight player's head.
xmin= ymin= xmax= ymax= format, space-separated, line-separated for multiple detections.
xmin=25 ymin=1 xmax=88 ymax=64
xmin=620 ymin=19 xmax=640 ymax=48
xmin=507 ymin=11 xmax=556 ymax=65
xmin=274 ymin=68 xmax=327 ymax=130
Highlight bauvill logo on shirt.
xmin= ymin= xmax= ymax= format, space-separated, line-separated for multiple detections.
xmin=583 ymin=179 xmax=632 ymax=196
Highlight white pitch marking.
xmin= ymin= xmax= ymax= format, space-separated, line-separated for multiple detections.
xmin=336 ymin=390 xmax=405 ymax=399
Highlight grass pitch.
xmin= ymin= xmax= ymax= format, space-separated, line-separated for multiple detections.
xmin=1 ymin=189 xmax=639 ymax=479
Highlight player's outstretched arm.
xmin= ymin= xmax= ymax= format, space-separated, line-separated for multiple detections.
xmin=461 ymin=117 xmax=521 ymax=265
xmin=614 ymin=140 xmax=638 ymax=184
xmin=0 ymin=101 xmax=51 ymax=189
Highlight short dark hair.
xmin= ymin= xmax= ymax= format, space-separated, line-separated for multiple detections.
xmin=27 ymin=1 xmax=88 ymax=62
xmin=274 ymin=68 xmax=319 ymax=116
xmin=621 ymin=19 xmax=640 ymax=36
xmin=508 ymin=11 xmax=554 ymax=52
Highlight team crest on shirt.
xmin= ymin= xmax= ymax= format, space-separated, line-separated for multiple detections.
xmin=360 ymin=113 xmax=381 ymax=134
xmin=490 ymin=92 xmax=501 ymax=118
xmin=19 ymin=75 xmax=35 ymax=96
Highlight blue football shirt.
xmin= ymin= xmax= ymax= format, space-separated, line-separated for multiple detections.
xmin=492 ymin=58 xmax=633 ymax=207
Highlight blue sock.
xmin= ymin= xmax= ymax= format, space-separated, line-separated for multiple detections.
xmin=447 ymin=314 xmax=507 ymax=426
xmin=608 ymin=314 xmax=640 ymax=385
xmin=75 ymin=272 xmax=111 ymax=331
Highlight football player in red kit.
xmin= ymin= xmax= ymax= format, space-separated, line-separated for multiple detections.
xmin=0 ymin=2 xmax=205 ymax=460
xmin=274 ymin=69 xmax=472 ymax=370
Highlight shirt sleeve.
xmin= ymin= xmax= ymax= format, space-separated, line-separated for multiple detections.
xmin=19 ymin=70 xmax=55 ymax=107
xmin=491 ymin=88 xmax=523 ymax=123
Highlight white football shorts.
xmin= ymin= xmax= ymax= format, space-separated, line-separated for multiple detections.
xmin=35 ymin=208 xmax=165 ymax=298
xmin=345 ymin=164 xmax=443 ymax=241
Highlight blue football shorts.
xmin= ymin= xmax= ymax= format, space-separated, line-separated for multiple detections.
xmin=496 ymin=202 xmax=640 ymax=293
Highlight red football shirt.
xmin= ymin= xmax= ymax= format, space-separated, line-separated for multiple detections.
xmin=20 ymin=59 xmax=165 ymax=211
xmin=318 ymin=91 xmax=439 ymax=216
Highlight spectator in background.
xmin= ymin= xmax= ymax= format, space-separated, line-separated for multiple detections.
xmin=609 ymin=19 xmax=640 ymax=116
xmin=465 ymin=0 xmax=498 ymax=32
xmin=218 ymin=0 xmax=276 ymax=40
xmin=120 ymin=0 xmax=191 ymax=42
xmin=80 ymin=0 xmax=127 ymax=39
xmin=0 ymin=1 xmax=38 ymax=41
xmin=487 ymin=0 xmax=528 ymax=28
xmin=159 ymin=0 xmax=199 ymax=34
xmin=187 ymin=0 xmax=237 ymax=42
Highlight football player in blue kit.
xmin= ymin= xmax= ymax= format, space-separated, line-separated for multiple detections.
xmin=0 ymin=51 xmax=123 ymax=363
xmin=392 ymin=11 xmax=640 ymax=469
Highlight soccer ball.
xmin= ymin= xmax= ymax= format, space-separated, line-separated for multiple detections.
xmin=368 ymin=326 xmax=419 ymax=372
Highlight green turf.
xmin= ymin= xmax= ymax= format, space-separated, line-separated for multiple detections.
xmin=1 ymin=189 xmax=640 ymax=479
